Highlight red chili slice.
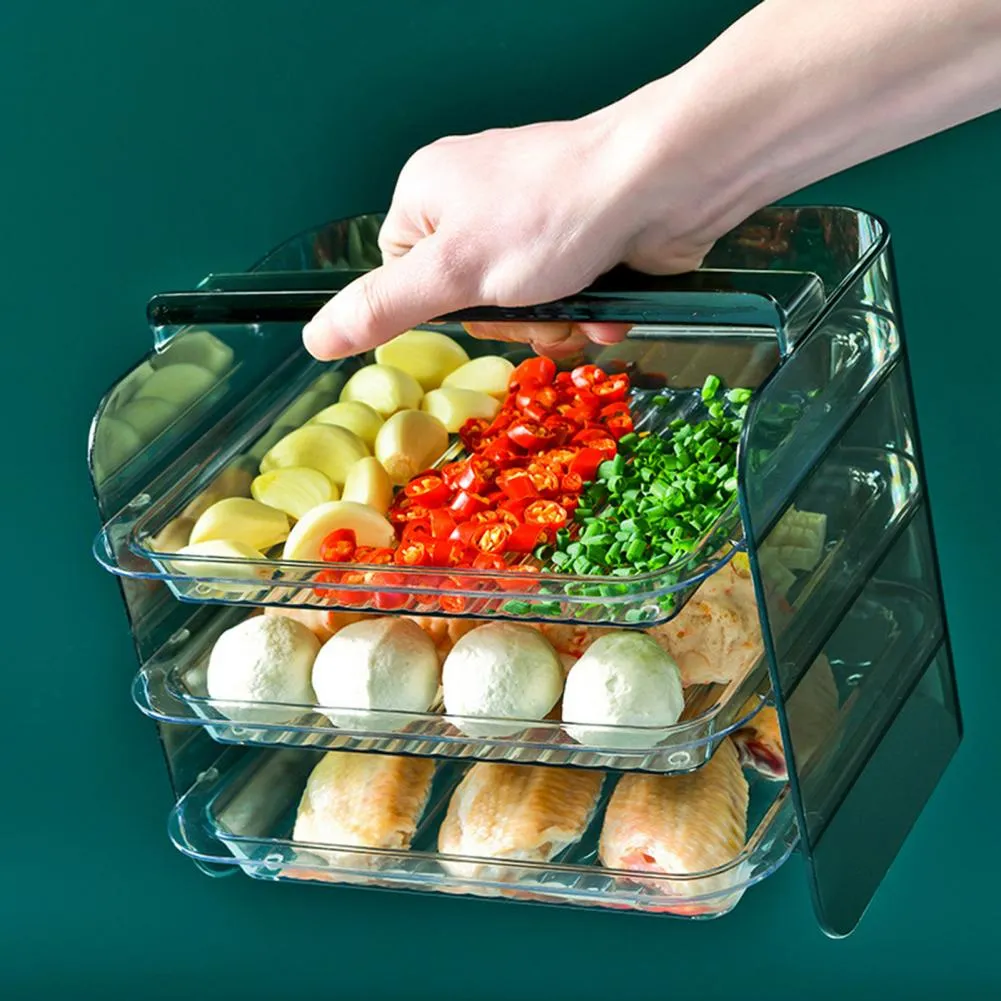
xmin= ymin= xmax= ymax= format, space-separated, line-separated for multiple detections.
xmin=527 ymin=465 xmax=560 ymax=496
xmin=590 ymin=372 xmax=629 ymax=401
xmin=511 ymin=356 xmax=557 ymax=389
xmin=429 ymin=508 xmax=456 ymax=539
xmin=570 ymin=429 xmax=617 ymax=460
xmin=400 ymin=519 xmax=432 ymax=544
xmin=393 ymin=540 xmax=432 ymax=566
xmin=457 ymin=455 xmax=495 ymax=493
xmin=506 ymin=420 xmax=555 ymax=451
xmin=496 ymin=467 xmax=539 ymax=500
xmin=459 ymin=417 xmax=490 ymax=449
xmin=440 ymin=461 xmax=467 ymax=488
xmin=439 ymin=592 xmax=468 ymax=613
xmin=568 ymin=446 xmax=605 ymax=480
xmin=404 ymin=472 xmax=450 ymax=507
xmin=471 ymin=508 xmax=520 ymax=530
xmin=471 ymin=552 xmax=507 ymax=573
xmin=430 ymin=538 xmax=468 ymax=567
xmin=330 ymin=569 xmax=371 ymax=607
xmin=453 ymin=521 xmax=513 ymax=553
xmin=388 ymin=497 xmax=431 ymax=525
xmin=560 ymin=471 xmax=584 ymax=493
xmin=319 ymin=528 xmax=357 ymax=563
xmin=505 ymin=522 xmax=545 ymax=553
xmin=604 ymin=412 xmax=634 ymax=439
xmin=480 ymin=438 xmax=522 ymax=468
xmin=449 ymin=490 xmax=489 ymax=520
xmin=570 ymin=364 xmax=606 ymax=390
xmin=369 ymin=570 xmax=409 ymax=611
xmin=524 ymin=499 xmax=568 ymax=528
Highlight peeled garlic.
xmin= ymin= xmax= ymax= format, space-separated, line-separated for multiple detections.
xmin=282 ymin=500 xmax=396 ymax=561
xmin=273 ymin=390 xmax=337 ymax=428
xmin=168 ymin=539 xmax=270 ymax=581
xmin=152 ymin=330 xmax=234 ymax=375
xmin=374 ymin=329 xmax=469 ymax=391
xmin=252 ymin=467 xmax=336 ymax=520
xmin=149 ymin=516 xmax=195 ymax=552
xmin=339 ymin=364 xmax=423 ymax=417
xmin=134 ymin=363 xmax=217 ymax=409
xmin=190 ymin=497 xmax=290 ymax=551
xmin=441 ymin=355 xmax=514 ymax=399
xmin=375 ymin=410 xmax=449 ymax=485
xmin=341 ymin=456 xmax=394 ymax=514
xmin=116 ymin=397 xmax=179 ymax=441
xmin=259 ymin=423 xmax=369 ymax=486
xmin=421 ymin=387 xmax=500 ymax=432
xmin=309 ymin=400 xmax=384 ymax=447
xmin=181 ymin=464 xmax=254 ymax=521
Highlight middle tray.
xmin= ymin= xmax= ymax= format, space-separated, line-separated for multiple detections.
xmin=135 ymin=603 xmax=765 ymax=773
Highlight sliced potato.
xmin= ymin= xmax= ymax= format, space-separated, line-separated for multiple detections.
xmin=282 ymin=500 xmax=395 ymax=561
xmin=341 ymin=456 xmax=393 ymax=514
xmin=181 ymin=464 xmax=254 ymax=521
xmin=168 ymin=540 xmax=270 ymax=582
xmin=441 ymin=355 xmax=514 ymax=399
xmin=308 ymin=400 xmax=384 ymax=447
xmin=421 ymin=387 xmax=500 ymax=432
xmin=374 ymin=329 xmax=469 ymax=391
xmin=152 ymin=330 xmax=234 ymax=375
xmin=251 ymin=467 xmax=336 ymax=520
xmin=189 ymin=497 xmax=290 ymax=551
xmin=116 ymin=397 xmax=179 ymax=441
xmin=375 ymin=410 xmax=449 ymax=485
xmin=339 ymin=364 xmax=423 ymax=417
xmin=134 ymin=363 xmax=217 ymax=408
xmin=259 ymin=424 xmax=369 ymax=486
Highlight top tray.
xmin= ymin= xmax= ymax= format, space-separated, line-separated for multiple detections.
xmin=91 ymin=207 xmax=898 ymax=626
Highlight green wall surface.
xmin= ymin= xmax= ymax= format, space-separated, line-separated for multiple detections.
xmin=2 ymin=1 xmax=999 ymax=998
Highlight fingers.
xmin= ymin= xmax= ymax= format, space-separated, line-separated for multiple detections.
xmin=464 ymin=321 xmax=630 ymax=357
xmin=303 ymin=236 xmax=470 ymax=360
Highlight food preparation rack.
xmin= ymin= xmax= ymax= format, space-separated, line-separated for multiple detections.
xmin=90 ymin=206 xmax=961 ymax=936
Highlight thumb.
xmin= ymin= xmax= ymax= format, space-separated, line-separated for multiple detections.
xmin=302 ymin=235 xmax=470 ymax=360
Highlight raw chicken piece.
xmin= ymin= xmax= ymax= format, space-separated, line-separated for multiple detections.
xmin=406 ymin=615 xmax=481 ymax=660
xmin=732 ymin=653 xmax=840 ymax=780
xmin=536 ymin=623 xmax=612 ymax=659
xmin=647 ymin=557 xmax=762 ymax=687
xmin=599 ymin=739 xmax=748 ymax=915
xmin=293 ymin=752 xmax=436 ymax=870
xmin=438 ymin=762 xmax=604 ymax=882
xmin=264 ymin=606 xmax=366 ymax=643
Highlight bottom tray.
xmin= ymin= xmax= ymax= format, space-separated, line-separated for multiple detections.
xmin=169 ymin=746 xmax=796 ymax=918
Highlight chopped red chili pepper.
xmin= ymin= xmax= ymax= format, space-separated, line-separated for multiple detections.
xmin=527 ymin=465 xmax=560 ymax=496
xmin=511 ymin=356 xmax=557 ymax=389
xmin=496 ymin=467 xmax=538 ymax=500
xmin=319 ymin=528 xmax=357 ymax=563
xmin=570 ymin=429 xmax=617 ymax=459
xmin=568 ymin=446 xmax=604 ymax=480
xmin=505 ymin=522 xmax=545 ymax=553
xmin=393 ymin=540 xmax=432 ymax=566
xmin=459 ymin=417 xmax=491 ymax=449
xmin=454 ymin=520 xmax=513 ymax=553
xmin=449 ymin=490 xmax=489 ymax=520
xmin=560 ymin=471 xmax=584 ymax=493
xmin=456 ymin=455 xmax=495 ymax=493
xmin=524 ymin=499 xmax=568 ymax=529
xmin=400 ymin=519 xmax=432 ymax=544
xmin=570 ymin=364 xmax=605 ymax=390
xmin=439 ymin=592 xmax=467 ymax=613
xmin=429 ymin=508 xmax=456 ymax=539
xmin=604 ymin=412 xmax=634 ymax=439
xmin=506 ymin=420 xmax=556 ymax=451
xmin=590 ymin=372 xmax=629 ymax=401
xmin=404 ymin=472 xmax=450 ymax=507
xmin=430 ymin=538 xmax=467 ymax=567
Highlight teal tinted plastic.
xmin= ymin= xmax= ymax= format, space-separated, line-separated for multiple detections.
xmin=739 ymin=243 xmax=960 ymax=936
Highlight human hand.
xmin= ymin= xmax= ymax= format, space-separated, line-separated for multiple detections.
xmin=303 ymin=108 xmax=716 ymax=360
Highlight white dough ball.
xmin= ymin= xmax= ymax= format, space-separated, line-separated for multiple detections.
xmin=312 ymin=617 xmax=440 ymax=731
xmin=442 ymin=622 xmax=563 ymax=737
xmin=561 ymin=632 xmax=684 ymax=749
xmin=206 ymin=615 xmax=319 ymax=723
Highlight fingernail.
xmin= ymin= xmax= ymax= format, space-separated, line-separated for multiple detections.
xmin=302 ymin=321 xmax=327 ymax=359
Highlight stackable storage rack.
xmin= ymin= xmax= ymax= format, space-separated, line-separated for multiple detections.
xmin=90 ymin=207 xmax=960 ymax=937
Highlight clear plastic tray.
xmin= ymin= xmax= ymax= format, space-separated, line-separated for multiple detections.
xmin=168 ymin=745 xmax=797 ymax=918
xmin=92 ymin=261 xmax=896 ymax=626
xmin=133 ymin=607 xmax=766 ymax=774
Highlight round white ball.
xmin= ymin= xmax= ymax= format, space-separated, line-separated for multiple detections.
xmin=442 ymin=623 xmax=563 ymax=737
xmin=311 ymin=617 xmax=440 ymax=731
xmin=206 ymin=615 xmax=319 ymax=723
xmin=562 ymin=632 xmax=684 ymax=748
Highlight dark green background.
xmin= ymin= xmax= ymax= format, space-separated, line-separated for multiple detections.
xmin=3 ymin=1 xmax=999 ymax=998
